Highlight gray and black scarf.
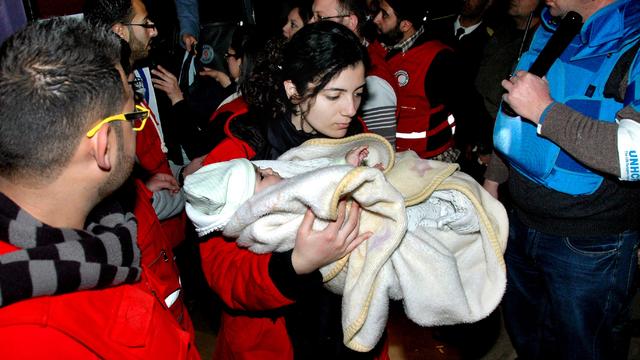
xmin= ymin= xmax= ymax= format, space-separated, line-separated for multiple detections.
xmin=0 ymin=192 xmax=140 ymax=307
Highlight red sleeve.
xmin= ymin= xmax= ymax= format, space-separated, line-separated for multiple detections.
xmin=136 ymin=119 xmax=172 ymax=176
xmin=0 ymin=326 xmax=97 ymax=358
xmin=199 ymin=236 xmax=293 ymax=311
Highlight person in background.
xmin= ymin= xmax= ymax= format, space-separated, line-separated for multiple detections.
xmin=373 ymin=0 xmax=481 ymax=164
xmin=0 ymin=18 xmax=198 ymax=358
xmin=283 ymin=0 xmax=313 ymax=39
xmin=310 ymin=0 xmax=399 ymax=148
xmin=429 ymin=0 xmax=495 ymax=81
xmin=473 ymin=0 xmax=541 ymax=164
xmin=195 ymin=21 xmax=390 ymax=359
xmin=424 ymin=0 xmax=498 ymax=180
xmin=485 ymin=0 xmax=640 ymax=357
xmin=152 ymin=24 xmax=268 ymax=161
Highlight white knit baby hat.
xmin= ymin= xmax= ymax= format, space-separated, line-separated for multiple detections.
xmin=184 ymin=158 xmax=256 ymax=235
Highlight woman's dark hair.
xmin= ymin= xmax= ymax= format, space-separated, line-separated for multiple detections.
xmin=229 ymin=25 xmax=268 ymax=88
xmin=244 ymin=21 xmax=369 ymax=120
xmin=294 ymin=0 xmax=313 ymax=25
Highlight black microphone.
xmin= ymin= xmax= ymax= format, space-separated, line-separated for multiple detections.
xmin=502 ymin=11 xmax=583 ymax=117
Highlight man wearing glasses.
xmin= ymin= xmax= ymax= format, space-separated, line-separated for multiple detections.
xmin=373 ymin=0 xmax=481 ymax=165
xmin=0 ymin=18 xmax=198 ymax=358
xmin=84 ymin=0 xmax=186 ymax=222
xmin=85 ymin=0 xmax=197 ymax=342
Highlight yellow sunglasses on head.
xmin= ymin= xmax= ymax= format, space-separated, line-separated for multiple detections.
xmin=86 ymin=104 xmax=150 ymax=138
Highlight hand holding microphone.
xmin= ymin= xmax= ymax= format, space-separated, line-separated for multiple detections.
xmin=501 ymin=11 xmax=583 ymax=121
xmin=501 ymin=71 xmax=554 ymax=124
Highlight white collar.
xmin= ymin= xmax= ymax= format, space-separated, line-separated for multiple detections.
xmin=453 ymin=15 xmax=483 ymax=39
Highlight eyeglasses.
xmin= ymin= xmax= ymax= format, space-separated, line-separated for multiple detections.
xmin=86 ymin=104 xmax=150 ymax=138
xmin=314 ymin=14 xmax=351 ymax=21
xmin=122 ymin=21 xmax=156 ymax=30
xmin=128 ymin=78 xmax=143 ymax=90
xmin=224 ymin=52 xmax=239 ymax=59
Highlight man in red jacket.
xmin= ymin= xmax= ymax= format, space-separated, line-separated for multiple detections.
xmin=373 ymin=0 xmax=481 ymax=162
xmin=0 ymin=18 xmax=198 ymax=358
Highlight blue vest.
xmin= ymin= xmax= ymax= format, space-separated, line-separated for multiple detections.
xmin=494 ymin=0 xmax=640 ymax=195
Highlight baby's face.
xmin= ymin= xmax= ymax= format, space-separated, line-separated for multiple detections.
xmin=254 ymin=167 xmax=283 ymax=193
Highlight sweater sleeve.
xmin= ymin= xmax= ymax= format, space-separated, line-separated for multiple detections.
xmin=484 ymin=151 xmax=510 ymax=184
xmin=151 ymin=190 xmax=185 ymax=220
xmin=175 ymin=0 xmax=199 ymax=41
xmin=538 ymin=102 xmax=638 ymax=177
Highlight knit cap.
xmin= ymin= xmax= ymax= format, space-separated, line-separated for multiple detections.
xmin=184 ymin=158 xmax=256 ymax=235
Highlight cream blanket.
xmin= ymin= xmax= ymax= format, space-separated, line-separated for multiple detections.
xmin=220 ymin=134 xmax=508 ymax=352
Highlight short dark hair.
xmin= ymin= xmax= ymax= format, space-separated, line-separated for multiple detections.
xmin=0 ymin=18 xmax=124 ymax=181
xmin=84 ymin=0 xmax=134 ymax=27
xmin=245 ymin=21 xmax=368 ymax=120
xmin=337 ymin=0 xmax=368 ymax=35
xmin=384 ymin=0 xmax=430 ymax=28
xmin=286 ymin=0 xmax=313 ymax=25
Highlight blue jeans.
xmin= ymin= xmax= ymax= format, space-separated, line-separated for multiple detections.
xmin=502 ymin=213 xmax=639 ymax=360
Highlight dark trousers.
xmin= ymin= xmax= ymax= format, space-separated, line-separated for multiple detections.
xmin=503 ymin=213 xmax=639 ymax=359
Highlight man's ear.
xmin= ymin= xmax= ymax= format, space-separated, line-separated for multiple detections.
xmin=92 ymin=125 xmax=113 ymax=171
xmin=111 ymin=23 xmax=128 ymax=41
xmin=284 ymin=80 xmax=299 ymax=101
xmin=399 ymin=19 xmax=413 ymax=33
xmin=346 ymin=14 xmax=359 ymax=33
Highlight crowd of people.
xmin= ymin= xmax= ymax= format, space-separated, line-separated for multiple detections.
xmin=0 ymin=0 xmax=639 ymax=359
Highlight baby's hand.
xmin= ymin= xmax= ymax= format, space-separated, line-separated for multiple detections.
xmin=373 ymin=163 xmax=385 ymax=171
xmin=346 ymin=146 xmax=369 ymax=166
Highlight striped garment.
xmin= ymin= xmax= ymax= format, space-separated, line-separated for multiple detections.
xmin=0 ymin=192 xmax=140 ymax=307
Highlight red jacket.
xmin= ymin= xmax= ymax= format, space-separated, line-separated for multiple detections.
xmin=0 ymin=240 xmax=199 ymax=359
xmin=134 ymin=180 xmax=194 ymax=339
xmin=387 ymin=40 xmax=453 ymax=158
xmin=203 ymin=99 xmax=252 ymax=165
xmin=198 ymin=112 xmax=388 ymax=360
xmin=135 ymin=102 xmax=186 ymax=250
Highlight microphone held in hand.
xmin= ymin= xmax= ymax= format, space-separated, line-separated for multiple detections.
xmin=502 ymin=11 xmax=583 ymax=117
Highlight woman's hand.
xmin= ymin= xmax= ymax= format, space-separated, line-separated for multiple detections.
xmin=291 ymin=201 xmax=372 ymax=274
xmin=199 ymin=67 xmax=232 ymax=88
xmin=151 ymin=65 xmax=184 ymax=105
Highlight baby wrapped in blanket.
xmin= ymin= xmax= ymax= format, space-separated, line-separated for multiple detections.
xmin=184 ymin=134 xmax=509 ymax=352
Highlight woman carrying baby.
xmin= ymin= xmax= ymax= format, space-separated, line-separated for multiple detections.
xmin=196 ymin=21 xmax=388 ymax=359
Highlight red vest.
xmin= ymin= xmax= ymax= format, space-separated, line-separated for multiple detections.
xmin=387 ymin=40 xmax=453 ymax=158
xmin=368 ymin=40 xmax=399 ymax=97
